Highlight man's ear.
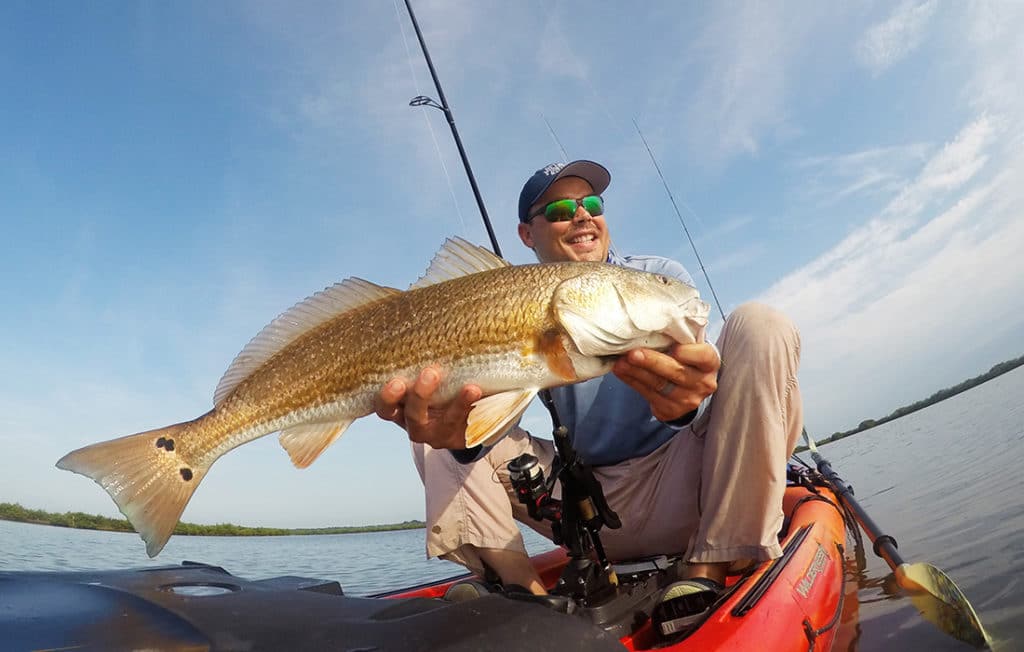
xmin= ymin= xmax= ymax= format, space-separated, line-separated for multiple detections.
xmin=518 ymin=222 xmax=534 ymax=248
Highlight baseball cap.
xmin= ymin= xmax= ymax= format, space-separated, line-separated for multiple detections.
xmin=517 ymin=160 xmax=611 ymax=223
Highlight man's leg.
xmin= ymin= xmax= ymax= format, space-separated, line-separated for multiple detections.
xmin=412 ymin=427 xmax=555 ymax=594
xmin=686 ymin=301 xmax=803 ymax=567
xmin=652 ymin=302 xmax=802 ymax=637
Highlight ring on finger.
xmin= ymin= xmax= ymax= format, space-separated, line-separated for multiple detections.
xmin=658 ymin=381 xmax=676 ymax=397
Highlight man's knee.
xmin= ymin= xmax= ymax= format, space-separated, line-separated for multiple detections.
xmin=724 ymin=302 xmax=800 ymax=351
xmin=717 ymin=303 xmax=801 ymax=377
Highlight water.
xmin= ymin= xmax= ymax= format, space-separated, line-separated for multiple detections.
xmin=3 ymin=367 xmax=1022 ymax=650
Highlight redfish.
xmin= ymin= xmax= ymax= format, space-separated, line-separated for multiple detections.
xmin=57 ymin=238 xmax=708 ymax=556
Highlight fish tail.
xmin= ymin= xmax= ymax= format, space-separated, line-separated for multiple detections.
xmin=56 ymin=418 xmax=209 ymax=558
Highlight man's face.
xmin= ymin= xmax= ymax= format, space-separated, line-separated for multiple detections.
xmin=517 ymin=176 xmax=611 ymax=263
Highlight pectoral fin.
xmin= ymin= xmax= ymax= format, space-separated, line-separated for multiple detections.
xmin=465 ymin=389 xmax=538 ymax=448
xmin=538 ymin=329 xmax=578 ymax=382
xmin=279 ymin=419 xmax=354 ymax=468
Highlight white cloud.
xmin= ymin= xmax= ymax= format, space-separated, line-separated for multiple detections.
xmin=796 ymin=144 xmax=931 ymax=205
xmin=696 ymin=215 xmax=755 ymax=243
xmin=856 ymin=0 xmax=938 ymax=76
xmin=708 ymin=242 xmax=767 ymax=275
xmin=762 ymin=117 xmax=999 ymax=328
xmin=881 ymin=117 xmax=995 ymax=220
xmin=536 ymin=17 xmax=590 ymax=81
xmin=685 ymin=1 xmax=795 ymax=159
xmin=964 ymin=3 xmax=1024 ymax=117
xmin=759 ymin=113 xmax=1022 ymax=433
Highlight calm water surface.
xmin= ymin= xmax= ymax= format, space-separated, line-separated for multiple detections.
xmin=3 ymin=367 xmax=1022 ymax=650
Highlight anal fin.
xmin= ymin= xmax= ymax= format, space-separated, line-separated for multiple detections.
xmin=465 ymin=389 xmax=538 ymax=448
xmin=279 ymin=419 xmax=354 ymax=468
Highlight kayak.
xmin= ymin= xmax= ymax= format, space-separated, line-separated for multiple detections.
xmin=388 ymin=477 xmax=852 ymax=651
xmin=0 ymin=471 xmax=852 ymax=651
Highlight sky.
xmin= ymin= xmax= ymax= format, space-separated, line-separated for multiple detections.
xmin=1 ymin=1 xmax=1022 ymax=540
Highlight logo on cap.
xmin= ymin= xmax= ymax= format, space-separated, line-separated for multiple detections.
xmin=541 ymin=163 xmax=566 ymax=177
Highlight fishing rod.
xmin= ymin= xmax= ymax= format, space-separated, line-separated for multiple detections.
xmin=633 ymin=119 xmax=726 ymax=322
xmin=403 ymin=0 xmax=501 ymax=258
xmin=403 ymin=4 xmax=621 ymax=600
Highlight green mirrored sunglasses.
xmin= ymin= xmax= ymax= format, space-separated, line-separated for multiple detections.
xmin=528 ymin=195 xmax=604 ymax=223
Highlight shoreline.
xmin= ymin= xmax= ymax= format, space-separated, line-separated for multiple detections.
xmin=0 ymin=505 xmax=424 ymax=537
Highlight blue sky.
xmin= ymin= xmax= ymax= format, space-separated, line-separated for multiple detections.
xmin=2 ymin=1 xmax=1022 ymax=537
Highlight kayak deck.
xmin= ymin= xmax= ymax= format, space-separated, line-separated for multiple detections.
xmin=387 ymin=482 xmax=851 ymax=651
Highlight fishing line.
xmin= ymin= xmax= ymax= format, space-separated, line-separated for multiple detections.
xmin=392 ymin=0 xmax=468 ymax=236
xmin=541 ymin=113 xmax=569 ymax=163
xmin=534 ymin=116 xmax=626 ymax=263
xmin=633 ymin=118 xmax=726 ymax=322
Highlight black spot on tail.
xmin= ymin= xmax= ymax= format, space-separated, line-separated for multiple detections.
xmin=156 ymin=437 xmax=176 ymax=452
xmin=180 ymin=468 xmax=194 ymax=481
xmin=156 ymin=437 xmax=166 ymax=449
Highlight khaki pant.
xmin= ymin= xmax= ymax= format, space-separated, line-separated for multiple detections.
xmin=412 ymin=302 xmax=803 ymax=577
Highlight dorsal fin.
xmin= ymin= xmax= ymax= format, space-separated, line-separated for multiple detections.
xmin=408 ymin=237 xmax=509 ymax=290
xmin=213 ymin=278 xmax=401 ymax=406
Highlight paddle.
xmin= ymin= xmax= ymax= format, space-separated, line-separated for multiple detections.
xmin=801 ymin=432 xmax=992 ymax=649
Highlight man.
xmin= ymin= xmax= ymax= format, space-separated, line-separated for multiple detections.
xmin=374 ymin=160 xmax=803 ymax=635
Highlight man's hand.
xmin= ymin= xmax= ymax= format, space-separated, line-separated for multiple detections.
xmin=373 ymin=365 xmax=482 ymax=449
xmin=612 ymin=343 xmax=720 ymax=422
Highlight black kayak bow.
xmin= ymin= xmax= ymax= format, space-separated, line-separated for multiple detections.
xmin=802 ymin=433 xmax=991 ymax=649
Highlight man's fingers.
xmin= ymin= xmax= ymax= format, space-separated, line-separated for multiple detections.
xmin=375 ymin=378 xmax=407 ymax=422
xmin=406 ymin=367 xmax=442 ymax=427
xmin=612 ymin=344 xmax=718 ymax=422
xmin=615 ymin=345 xmax=719 ymax=384
xmin=614 ymin=349 xmax=676 ymax=387
xmin=413 ymin=367 xmax=442 ymax=399
xmin=375 ymin=365 xmax=481 ymax=450
xmin=614 ymin=358 xmax=668 ymax=395
xmin=447 ymin=385 xmax=482 ymax=423
xmin=671 ymin=343 xmax=721 ymax=373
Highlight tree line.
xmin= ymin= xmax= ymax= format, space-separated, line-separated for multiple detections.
xmin=0 ymin=501 xmax=424 ymax=536
xmin=814 ymin=353 xmax=1024 ymax=446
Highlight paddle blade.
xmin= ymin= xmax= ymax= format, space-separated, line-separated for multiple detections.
xmin=896 ymin=563 xmax=991 ymax=649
